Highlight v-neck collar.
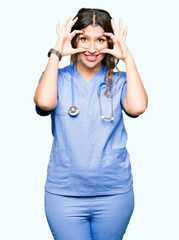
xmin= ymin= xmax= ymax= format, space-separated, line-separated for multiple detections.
xmin=73 ymin=66 xmax=105 ymax=86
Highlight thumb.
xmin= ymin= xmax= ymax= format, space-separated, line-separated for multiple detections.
xmin=72 ymin=48 xmax=86 ymax=54
xmin=100 ymin=48 xmax=113 ymax=55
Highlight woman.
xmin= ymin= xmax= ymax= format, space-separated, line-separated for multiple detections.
xmin=34 ymin=8 xmax=148 ymax=240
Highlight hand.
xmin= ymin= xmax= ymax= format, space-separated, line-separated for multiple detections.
xmin=53 ymin=16 xmax=86 ymax=57
xmin=100 ymin=18 xmax=132 ymax=61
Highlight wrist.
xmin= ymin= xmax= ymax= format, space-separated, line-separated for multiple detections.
xmin=53 ymin=41 xmax=63 ymax=55
xmin=123 ymin=51 xmax=133 ymax=64
xmin=53 ymin=46 xmax=62 ymax=55
xmin=48 ymin=48 xmax=62 ymax=61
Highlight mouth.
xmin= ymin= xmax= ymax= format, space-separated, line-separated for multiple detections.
xmin=84 ymin=54 xmax=99 ymax=62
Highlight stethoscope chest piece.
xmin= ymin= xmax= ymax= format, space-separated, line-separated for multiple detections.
xmin=68 ymin=105 xmax=79 ymax=117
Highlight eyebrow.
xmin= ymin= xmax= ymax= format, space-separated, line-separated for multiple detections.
xmin=79 ymin=33 xmax=106 ymax=38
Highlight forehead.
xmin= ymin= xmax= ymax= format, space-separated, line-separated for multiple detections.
xmin=81 ymin=25 xmax=104 ymax=36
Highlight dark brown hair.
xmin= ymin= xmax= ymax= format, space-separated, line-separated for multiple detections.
xmin=71 ymin=8 xmax=120 ymax=97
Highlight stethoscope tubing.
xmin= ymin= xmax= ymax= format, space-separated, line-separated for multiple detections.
xmin=71 ymin=62 xmax=75 ymax=106
xmin=69 ymin=61 xmax=114 ymax=120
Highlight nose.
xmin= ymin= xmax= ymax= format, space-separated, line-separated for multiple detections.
xmin=88 ymin=41 xmax=96 ymax=54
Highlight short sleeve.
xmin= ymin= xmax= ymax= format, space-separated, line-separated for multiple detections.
xmin=120 ymin=75 xmax=139 ymax=118
xmin=35 ymin=105 xmax=52 ymax=116
xmin=120 ymin=80 xmax=127 ymax=108
xmin=35 ymin=72 xmax=53 ymax=116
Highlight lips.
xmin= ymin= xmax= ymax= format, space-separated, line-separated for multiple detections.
xmin=84 ymin=54 xmax=99 ymax=62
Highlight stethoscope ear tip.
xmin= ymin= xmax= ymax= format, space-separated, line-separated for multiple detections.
xmin=101 ymin=115 xmax=114 ymax=121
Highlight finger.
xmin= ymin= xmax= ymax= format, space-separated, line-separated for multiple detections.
xmin=111 ymin=18 xmax=119 ymax=36
xmin=124 ymin=25 xmax=128 ymax=41
xmin=68 ymin=16 xmax=78 ymax=31
xmin=62 ymin=16 xmax=71 ymax=30
xmin=70 ymin=30 xmax=85 ymax=39
xmin=119 ymin=18 xmax=124 ymax=35
xmin=56 ymin=21 xmax=61 ymax=36
xmin=103 ymin=32 xmax=116 ymax=42
xmin=100 ymin=48 xmax=114 ymax=55
xmin=72 ymin=48 xmax=86 ymax=54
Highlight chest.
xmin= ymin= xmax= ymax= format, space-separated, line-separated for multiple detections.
xmin=54 ymin=80 xmax=122 ymax=121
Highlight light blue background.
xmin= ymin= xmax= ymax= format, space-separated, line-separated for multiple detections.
xmin=0 ymin=0 xmax=179 ymax=239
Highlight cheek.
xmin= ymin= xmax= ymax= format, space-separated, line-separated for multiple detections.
xmin=99 ymin=53 xmax=106 ymax=60
xmin=76 ymin=42 xmax=81 ymax=48
xmin=97 ymin=42 xmax=108 ymax=51
xmin=76 ymin=41 xmax=87 ymax=49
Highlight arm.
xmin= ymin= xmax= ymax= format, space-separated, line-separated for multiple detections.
xmin=101 ymin=18 xmax=148 ymax=116
xmin=33 ymin=16 xmax=85 ymax=111
xmin=123 ymin=52 xmax=148 ymax=116
xmin=34 ymin=54 xmax=59 ymax=111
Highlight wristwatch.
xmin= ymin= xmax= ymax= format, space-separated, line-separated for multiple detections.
xmin=48 ymin=48 xmax=62 ymax=61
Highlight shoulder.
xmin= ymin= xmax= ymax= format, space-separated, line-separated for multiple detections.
xmin=58 ymin=64 xmax=72 ymax=73
xmin=112 ymin=70 xmax=126 ymax=81
xmin=57 ymin=65 xmax=72 ymax=81
xmin=112 ymin=70 xmax=126 ymax=89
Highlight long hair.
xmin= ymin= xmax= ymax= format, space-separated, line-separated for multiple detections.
xmin=70 ymin=8 xmax=120 ymax=97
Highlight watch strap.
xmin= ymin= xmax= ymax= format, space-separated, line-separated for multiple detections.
xmin=48 ymin=48 xmax=62 ymax=61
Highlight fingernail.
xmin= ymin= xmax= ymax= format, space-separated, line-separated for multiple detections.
xmin=82 ymin=30 xmax=85 ymax=32
xmin=102 ymin=31 xmax=105 ymax=33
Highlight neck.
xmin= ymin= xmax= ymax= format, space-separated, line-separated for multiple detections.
xmin=75 ymin=60 xmax=103 ymax=82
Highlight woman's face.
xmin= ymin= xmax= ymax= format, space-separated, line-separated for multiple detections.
xmin=76 ymin=25 xmax=108 ymax=70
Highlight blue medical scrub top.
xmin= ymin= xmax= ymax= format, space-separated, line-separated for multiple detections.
xmin=35 ymin=65 xmax=138 ymax=196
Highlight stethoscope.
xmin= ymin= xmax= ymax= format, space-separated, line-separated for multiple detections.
xmin=68 ymin=61 xmax=114 ymax=120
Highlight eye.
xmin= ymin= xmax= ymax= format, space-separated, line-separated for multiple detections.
xmin=80 ymin=37 xmax=87 ymax=42
xmin=98 ymin=38 xmax=106 ymax=43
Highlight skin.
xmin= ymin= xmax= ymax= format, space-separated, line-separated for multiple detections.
xmin=34 ymin=16 xmax=148 ymax=116
xmin=101 ymin=18 xmax=148 ymax=115
xmin=75 ymin=25 xmax=108 ymax=81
